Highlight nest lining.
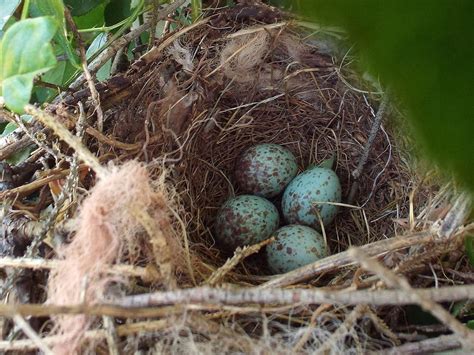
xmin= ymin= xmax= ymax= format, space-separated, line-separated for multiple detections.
xmin=97 ymin=14 xmax=419 ymax=284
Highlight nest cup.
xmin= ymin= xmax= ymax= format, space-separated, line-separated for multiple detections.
xmin=42 ymin=4 xmax=472 ymax=353
xmin=96 ymin=7 xmax=418 ymax=283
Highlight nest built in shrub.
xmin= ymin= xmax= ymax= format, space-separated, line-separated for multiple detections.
xmin=1 ymin=2 xmax=473 ymax=354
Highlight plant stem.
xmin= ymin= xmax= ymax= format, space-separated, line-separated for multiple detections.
xmin=21 ymin=0 xmax=30 ymax=20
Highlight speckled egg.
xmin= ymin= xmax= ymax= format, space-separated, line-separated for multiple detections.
xmin=266 ymin=225 xmax=328 ymax=273
xmin=282 ymin=167 xmax=341 ymax=229
xmin=235 ymin=144 xmax=298 ymax=198
xmin=214 ymin=195 xmax=280 ymax=250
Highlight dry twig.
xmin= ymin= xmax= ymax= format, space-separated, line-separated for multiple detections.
xmin=349 ymin=248 xmax=474 ymax=349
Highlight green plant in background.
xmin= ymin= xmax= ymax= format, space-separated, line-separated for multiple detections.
xmin=275 ymin=0 xmax=474 ymax=194
xmin=0 ymin=16 xmax=58 ymax=112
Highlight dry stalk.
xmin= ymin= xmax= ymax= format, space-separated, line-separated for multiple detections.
xmin=0 ymin=319 xmax=172 ymax=352
xmin=64 ymin=7 xmax=105 ymax=132
xmin=115 ymin=284 xmax=474 ymax=308
xmin=317 ymin=304 xmax=367 ymax=354
xmin=13 ymin=314 xmax=54 ymax=354
xmin=349 ymin=248 xmax=474 ymax=349
xmin=376 ymin=334 xmax=462 ymax=354
xmin=62 ymin=0 xmax=186 ymax=94
xmin=348 ymin=90 xmax=390 ymax=204
xmin=260 ymin=231 xmax=434 ymax=288
xmin=206 ymin=238 xmax=274 ymax=286
xmin=0 ymin=257 xmax=149 ymax=279
xmin=24 ymin=105 xmax=105 ymax=177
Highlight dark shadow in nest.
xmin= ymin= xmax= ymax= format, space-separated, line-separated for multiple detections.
xmin=99 ymin=7 xmax=413 ymax=283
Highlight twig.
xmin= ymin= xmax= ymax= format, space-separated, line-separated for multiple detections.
xmin=433 ymin=192 xmax=472 ymax=238
xmin=349 ymin=248 xmax=474 ymax=349
xmin=206 ymin=238 xmax=274 ymax=286
xmin=372 ymin=334 xmax=462 ymax=355
xmin=0 ymin=135 xmax=35 ymax=161
xmin=24 ymin=105 xmax=105 ymax=177
xmin=317 ymin=305 xmax=367 ymax=354
xmin=259 ymin=231 xmax=434 ymax=288
xmin=0 ymin=319 xmax=171 ymax=351
xmin=0 ymin=284 xmax=471 ymax=319
xmin=348 ymin=90 xmax=390 ymax=204
xmin=0 ymin=257 xmax=149 ymax=279
xmin=13 ymin=314 xmax=53 ymax=354
xmin=58 ymin=0 xmax=185 ymax=96
xmin=64 ymin=7 xmax=105 ymax=132
xmin=102 ymin=316 xmax=120 ymax=355
xmin=116 ymin=284 xmax=474 ymax=308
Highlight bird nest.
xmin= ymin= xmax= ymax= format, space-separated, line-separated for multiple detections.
xmin=1 ymin=2 xmax=472 ymax=354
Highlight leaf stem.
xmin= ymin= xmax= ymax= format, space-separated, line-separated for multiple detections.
xmin=20 ymin=0 xmax=30 ymax=20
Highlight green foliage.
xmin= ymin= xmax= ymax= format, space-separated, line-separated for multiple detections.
xmin=468 ymin=320 xmax=474 ymax=330
xmin=191 ymin=0 xmax=202 ymax=21
xmin=30 ymin=0 xmax=80 ymax=67
xmin=104 ymin=0 xmax=133 ymax=27
xmin=285 ymin=0 xmax=474 ymax=192
xmin=0 ymin=0 xmax=21 ymax=30
xmin=64 ymin=0 xmax=105 ymax=16
xmin=0 ymin=17 xmax=58 ymax=113
xmin=465 ymin=235 xmax=474 ymax=267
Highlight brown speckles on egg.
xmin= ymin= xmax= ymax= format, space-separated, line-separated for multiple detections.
xmin=282 ymin=167 xmax=341 ymax=230
xmin=266 ymin=225 xmax=328 ymax=274
xmin=214 ymin=195 xmax=279 ymax=251
xmin=235 ymin=144 xmax=298 ymax=198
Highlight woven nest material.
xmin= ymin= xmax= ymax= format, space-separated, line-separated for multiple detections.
xmin=94 ymin=10 xmax=418 ymax=278
xmin=5 ymin=3 xmax=472 ymax=354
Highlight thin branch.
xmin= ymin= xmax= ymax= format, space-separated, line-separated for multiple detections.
xmin=0 ymin=135 xmax=35 ymax=161
xmin=24 ymin=106 xmax=105 ymax=177
xmin=206 ymin=238 xmax=274 ymax=286
xmin=13 ymin=314 xmax=54 ymax=355
xmin=0 ymin=257 xmax=149 ymax=279
xmin=0 ymin=284 xmax=472 ymax=320
xmin=348 ymin=90 xmax=390 ymax=204
xmin=373 ymin=334 xmax=462 ymax=355
xmin=259 ymin=223 xmax=473 ymax=289
xmin=116 ymin=284 xmax=474 ymax=309
xmin=64 ymin=7 xmax=105 ymax=132
xmin=259 ymin=231 xmax=434 ymax=289
xmin=57 ymin=0 xmax=185 ymax=97
xmin=349 ymin=248 xmax=474 ymax=349
xmin=0 ymin=319 xmax=170 ymax=351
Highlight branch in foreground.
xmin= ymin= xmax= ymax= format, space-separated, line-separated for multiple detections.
xmin=372 ymin=334 xmax=461 ymax=355
xmin=0 ymin=284 xmax=472 ymax=318
xmin=115 ymin=284 xmax=474 ymax=308
xmin=349 ymin=248 xmax=474 ymax=349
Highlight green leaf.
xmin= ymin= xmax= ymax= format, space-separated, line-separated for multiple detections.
xmin=465 ymin=235 xmax=474 ymax=267
xmin=0 ymin=0 xmax=21 ymax=31
xmin=7 ymin=144 xmax=35 ymax=165
xmin=1 ymin=121 xmax=19 ymax=137
xmin=318 ymin=155 xmax=336 ymax=170
xmin=30 ymin=0 xmax=80 ymax=67
xmin=86 ymin=33 xmax=111 ymax=81
xmin=287 ymin=0 xmax=474 ymax=192
xmin=468 ymin=320 xmax=474 ymax=330
xmin=0 ymin=17 xmax=58 ymax=112
xmin=64 ymin=0 xmax=105 ymax=16
xmin=104 ymin=0 xmax=133 ymax=27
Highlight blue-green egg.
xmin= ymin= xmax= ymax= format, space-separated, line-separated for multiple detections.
xmin=214 ymin=195 xmax=279 ymax=250
xmin=282 ymin=167 xmax=341 ymax=230
xmin=266 ymin=225 xmax=328 ymax=273
xmin=235 ymin=144 xmax=298 ymax=198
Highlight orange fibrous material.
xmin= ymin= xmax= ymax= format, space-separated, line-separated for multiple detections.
xmin=46 ymin=161 xmax=161 ymax=353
